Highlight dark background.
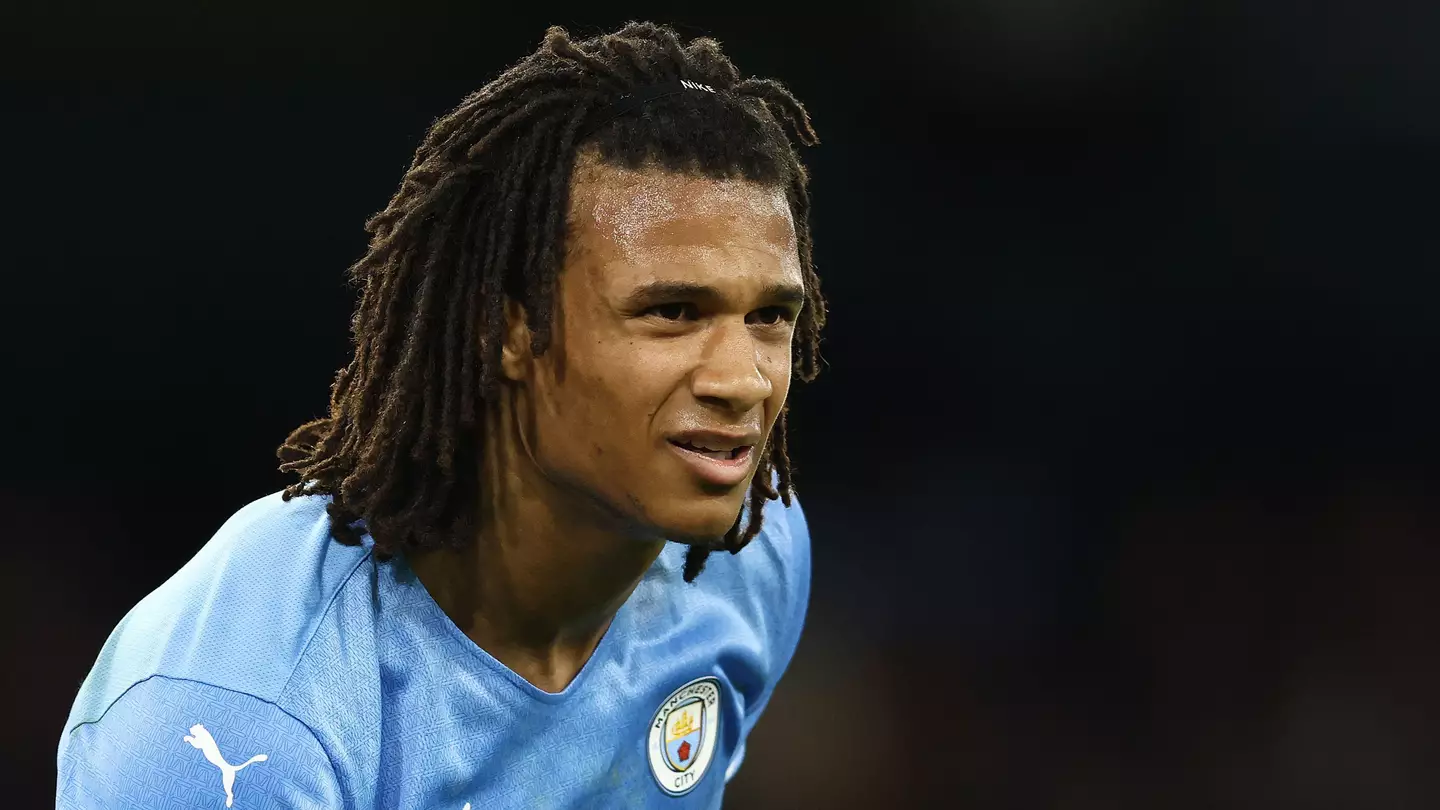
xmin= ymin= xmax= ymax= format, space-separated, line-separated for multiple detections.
xmin=6 ymin=2 xmax=1440 ymax=807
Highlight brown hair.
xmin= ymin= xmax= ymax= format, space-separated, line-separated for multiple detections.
xmin=276 ymin=22 xmax=825 ymax=582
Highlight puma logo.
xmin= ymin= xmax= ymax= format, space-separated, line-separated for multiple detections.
xmin=182 ymin=723 xmax=269 ymax=808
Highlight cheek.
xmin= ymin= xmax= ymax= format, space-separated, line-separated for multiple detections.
xmin=764 ymin=342 xmax=794 ymax=398
xmin=535 ymin=341 xmax=680 ymax=456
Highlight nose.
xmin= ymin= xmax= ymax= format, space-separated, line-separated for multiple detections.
xmin=690 ymin=316 xmax=774 ymax=413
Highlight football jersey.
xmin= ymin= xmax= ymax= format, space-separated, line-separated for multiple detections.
xmin=56 ymin=484 xmax=810 ymax=809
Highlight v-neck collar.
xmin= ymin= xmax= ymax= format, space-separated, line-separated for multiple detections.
xmin=384 ymin=548 xmax=649 ymax=705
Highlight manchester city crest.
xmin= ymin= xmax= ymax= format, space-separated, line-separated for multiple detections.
xmin=647 ymin=676 xmax=721 ymax=796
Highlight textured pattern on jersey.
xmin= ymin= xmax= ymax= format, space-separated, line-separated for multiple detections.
xmin=58 ymin=676 xmax=341 ymax=809
xmin=58 ymin=483 xmax=810 ymax=809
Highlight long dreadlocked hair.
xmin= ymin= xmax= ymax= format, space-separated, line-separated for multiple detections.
xmin=277 ymin=22 xmax=824 ymax=583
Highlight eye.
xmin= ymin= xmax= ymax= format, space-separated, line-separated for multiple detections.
xmin=643 ymin=302 xmax=700 ymax=322
xmin=747 ymin=306 xmax=796 ymax=326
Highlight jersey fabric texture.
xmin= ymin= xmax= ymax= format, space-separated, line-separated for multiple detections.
xmin=57 ymin=485 xmax=810 ymax=809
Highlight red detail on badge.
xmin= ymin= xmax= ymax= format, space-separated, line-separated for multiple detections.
xmin=678 ymin=741 xmax=692 ymax=762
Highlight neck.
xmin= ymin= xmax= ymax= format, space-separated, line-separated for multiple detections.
xmin=406 ymin=386 xmax=665 ymax=694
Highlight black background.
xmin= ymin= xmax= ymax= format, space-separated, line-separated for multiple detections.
xmin=6 ymin=2 xmax=1440 ymax=807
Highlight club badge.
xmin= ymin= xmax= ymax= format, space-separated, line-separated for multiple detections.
xmin=647 ymin=676 xmax=721 ymax=796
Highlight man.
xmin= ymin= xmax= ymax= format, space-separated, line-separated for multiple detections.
xmin=57 ymin=21 xmax=825 ymax=809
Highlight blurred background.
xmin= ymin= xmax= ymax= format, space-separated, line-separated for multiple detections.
xmin=5 ymin=1 xmax=1439 ymax=807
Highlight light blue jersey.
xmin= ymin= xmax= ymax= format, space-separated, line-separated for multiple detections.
xmin=56 ymin=486 xmax=810 ymax=809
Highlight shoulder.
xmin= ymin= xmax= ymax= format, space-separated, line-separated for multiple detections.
xmin=63 ymin=490 xmax=375 ymax=737
xmin=736 ymin=490 xmax=812 ymax=619
xmin=58 ymin=676 xmax=342 ymax=809
xmin=685 ymin=487 xmax=813 ymax=658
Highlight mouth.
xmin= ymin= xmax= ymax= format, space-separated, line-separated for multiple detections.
xmin=668 ymin=439 xmax=752 ymax=462
xmin=666 ymin=436 xmax=757 ymax=487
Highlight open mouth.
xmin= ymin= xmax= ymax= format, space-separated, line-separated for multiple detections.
xmin=668 ymin=440 xmax=752 ymax=461
xmin=667 ymin=435 xmax=757 ymax=486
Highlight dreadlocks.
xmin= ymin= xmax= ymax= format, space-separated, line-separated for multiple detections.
xmin=276 ymin=22 xmax=824 ymax=583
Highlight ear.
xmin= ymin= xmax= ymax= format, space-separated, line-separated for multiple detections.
xmin=499 ymin=297 xmax=532 ymax=382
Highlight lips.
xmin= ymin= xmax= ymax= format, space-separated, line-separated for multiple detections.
xmin=666 ymin=429 xmax=761 ymax=487
xmin=670 ymin=440 xmax=749 ymax=460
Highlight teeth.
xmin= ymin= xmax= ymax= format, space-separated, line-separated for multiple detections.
xmin=677 ymin=440 xmax=746 ymax=460
xmin=686 ymin=440 xmax=737 ymax=452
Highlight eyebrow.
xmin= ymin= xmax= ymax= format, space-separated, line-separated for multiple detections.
xmin=621 ymin=280 xmax=806 ymax=309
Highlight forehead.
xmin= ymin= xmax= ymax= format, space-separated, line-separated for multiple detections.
xmin=565 ymin=156 xmax=800 ymax=292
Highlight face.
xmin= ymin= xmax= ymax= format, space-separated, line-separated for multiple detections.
xmin=500 ymin=155 xmax=803 ymax=543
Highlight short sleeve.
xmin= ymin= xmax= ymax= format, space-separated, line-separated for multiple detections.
xmin=725 ymin=493 xmax=812 ymax=783
xmin=57 ymin=676 xmax=343 ymax=810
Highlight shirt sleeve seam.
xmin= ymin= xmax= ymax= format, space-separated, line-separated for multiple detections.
xmin=277 ymin=548 xmax=375 ymax=701
xmin=64 ymin=674 xmax=346 ymax=796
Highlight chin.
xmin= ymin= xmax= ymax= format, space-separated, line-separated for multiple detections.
xmin=643 ymin=490 xmax=748 ymax=544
